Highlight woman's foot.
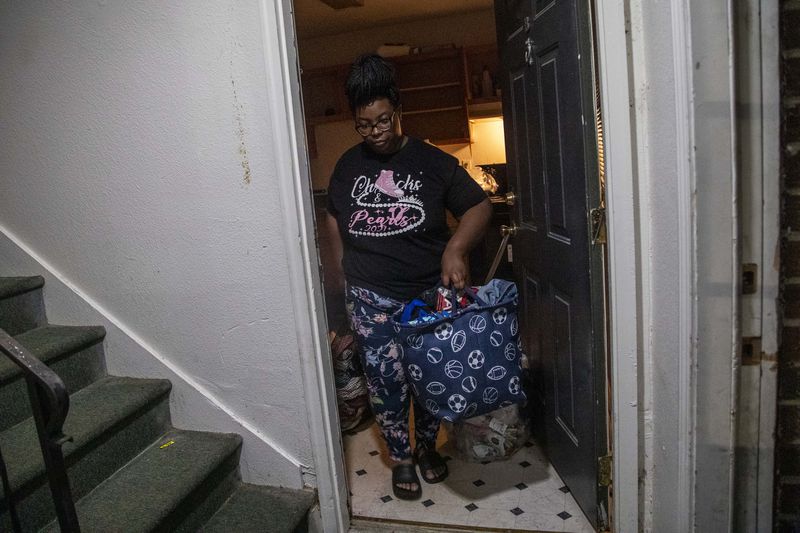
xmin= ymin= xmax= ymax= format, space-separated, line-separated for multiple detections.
xmin=414 ymin=448 xmax=449 ymax=483
xmin=392 ymin=459 xmax=422 ymax=500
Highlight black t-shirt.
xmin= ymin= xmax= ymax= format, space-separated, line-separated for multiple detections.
xmin=327 ymin=136 xmax=487 ymax=300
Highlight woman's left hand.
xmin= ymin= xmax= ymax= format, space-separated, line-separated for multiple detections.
xmin=441 ymin=247 xmax=468 ymax=289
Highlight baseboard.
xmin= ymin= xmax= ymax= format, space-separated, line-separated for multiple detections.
xmin=0 ymin=226 xmax=305 ymax=488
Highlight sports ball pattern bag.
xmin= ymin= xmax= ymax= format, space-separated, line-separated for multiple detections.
xmin=392 ymin=279 xmax=526 ymax=422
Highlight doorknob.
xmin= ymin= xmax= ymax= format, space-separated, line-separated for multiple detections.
xmin=500 ymin=224 xmax=518 ymax=237
xmin=486 ymin=224 xmax=519 ymax=283
xmin=504 ymin=191 xmax=517 ymax=206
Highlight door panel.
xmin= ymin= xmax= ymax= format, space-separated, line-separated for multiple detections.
xmin=495 ymin=0 xmax=607 ymax=527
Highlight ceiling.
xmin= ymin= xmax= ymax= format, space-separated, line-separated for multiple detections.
xmin=293 ymin=0 xmax=494 ymax=39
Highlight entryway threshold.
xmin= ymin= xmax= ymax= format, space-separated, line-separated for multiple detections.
xmin=350 ymin=516 xmax=565 ymax=533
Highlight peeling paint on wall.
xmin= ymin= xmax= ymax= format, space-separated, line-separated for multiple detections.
xmin=231 ymin=76 xmax=252 ymax=185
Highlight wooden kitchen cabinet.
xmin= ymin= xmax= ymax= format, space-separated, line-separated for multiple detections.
xmin=301 ymin=47 xmax=483 ymax=150
xmin=393 ymin=48 xmax=470 ymax=144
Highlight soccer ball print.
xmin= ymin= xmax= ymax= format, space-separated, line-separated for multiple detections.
xmin=407 ymin=364 xmax=423 ymax=381
xmin=394 ymin=279 xmax=526 ymax=420
xmin=448 ymin=393 xmax=467 ymax=413
xmin=434 ymin=322 xmax=453 ymax=340
xmin=467 ymin=349 xmax=485 ymax=369
xmin=492 ymin=307 xmax=508 ymax=325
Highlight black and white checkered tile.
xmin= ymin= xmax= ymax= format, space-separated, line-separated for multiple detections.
xmin=343 ymin=425 xmax=595 ymax=532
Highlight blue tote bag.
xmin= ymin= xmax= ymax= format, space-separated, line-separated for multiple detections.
xmin=392 ymin=279 xmax=526 ymax=422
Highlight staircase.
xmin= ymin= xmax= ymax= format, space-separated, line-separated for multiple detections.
xmin=0 ymin=276 xmax=316 ymax=532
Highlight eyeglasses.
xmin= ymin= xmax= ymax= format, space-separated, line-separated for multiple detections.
xmin=355 ymin=110 xmax=396 ymax=137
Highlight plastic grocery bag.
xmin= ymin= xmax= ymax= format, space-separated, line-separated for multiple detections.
xmin=444 ymin=404 xmax=531 ymax=462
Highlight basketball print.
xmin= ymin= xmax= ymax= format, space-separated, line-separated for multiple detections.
xmin=425 ymin=399 xmax=440 ymax=415
xmin=483 ymin=387 xmax=499 ymax=404
xmin=510 ymin=317 xmax=519 ymax=336
xmin=469 ymin=315 xmax=487 ymax=333
xmin=444 ymin=359 xmax=464 ymax=379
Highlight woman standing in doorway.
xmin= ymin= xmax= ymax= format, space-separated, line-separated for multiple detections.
xmin=326 ymin=54 xmax=492 ymax=500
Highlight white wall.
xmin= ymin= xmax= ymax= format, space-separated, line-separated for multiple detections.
xmin=0 ymin=1 xmax=313 ymax=487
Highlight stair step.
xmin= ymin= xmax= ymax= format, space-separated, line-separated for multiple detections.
xmin=0 ymin=325 xmax=106 ymax=384
xmin=0 ymin=276 xmax=44 ymax=299
xmin=0 ymin=376 xmax=172 ymax=532
xmin=43 ymin=429 xmax=243 ymax=533
xmin=0 ymin=276 xmax=46 ymax=335
xmin=202 ymin=483 xmax=316 ymax=533
xmin=0 ymin=325 xmax=107 ymax=431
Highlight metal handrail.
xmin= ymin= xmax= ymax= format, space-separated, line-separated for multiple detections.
xmin=0 ymin=328 xmax=80 ymax=532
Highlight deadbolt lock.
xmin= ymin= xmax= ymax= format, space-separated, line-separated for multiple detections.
xmin=504 ymin=191 xmax=517 ymax=206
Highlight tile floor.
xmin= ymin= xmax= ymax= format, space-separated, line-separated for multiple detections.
xmin=344 ymin=423 xmax=595 ymax=532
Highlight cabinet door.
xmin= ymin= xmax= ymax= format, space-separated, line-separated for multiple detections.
xmin=394 ymin=50 xmax=469 ymax=144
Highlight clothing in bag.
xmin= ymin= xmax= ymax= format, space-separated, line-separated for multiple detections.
xmin=392 ymin=279 xmax=526 ymax=422
xmin=330 ymin=324 xmax=371 ymax=432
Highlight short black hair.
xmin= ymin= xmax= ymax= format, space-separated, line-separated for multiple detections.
xmin=345 ymin=53 xmax=401 ymax=113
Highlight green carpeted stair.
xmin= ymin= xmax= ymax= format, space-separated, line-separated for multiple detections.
xmin=0 ymin=276 xmax=316 ymax=532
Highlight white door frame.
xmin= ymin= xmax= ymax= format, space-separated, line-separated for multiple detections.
xmin=258 ymin=0 xmax=730 ymax=531
xmin=262 ymin=0 xmax=644 ymax=530
xmin=593 ymin=2 xmax=640 ymax=531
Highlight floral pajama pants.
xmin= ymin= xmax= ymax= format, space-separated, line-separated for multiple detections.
xmin=346 ymin=284 xmax=440 ymax=462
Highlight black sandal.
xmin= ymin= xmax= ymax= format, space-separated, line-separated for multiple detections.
xmin=414 ymin=448 xmax=449 ymax=484
xmin=392 ymin=463 xmax=422 ymax=500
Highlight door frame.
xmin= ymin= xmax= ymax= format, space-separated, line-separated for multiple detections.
xmin=262 ymin=1 xmax=647 ymax=532
xmin=592 ymin=2 xmax=640 ymax=531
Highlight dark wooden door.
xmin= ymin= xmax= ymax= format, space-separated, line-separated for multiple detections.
xmin=494 ymin=0 xmax=608 ymax=527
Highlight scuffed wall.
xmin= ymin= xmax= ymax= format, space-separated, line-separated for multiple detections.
xmin=0 ymin=1 xmax=313 ymax=486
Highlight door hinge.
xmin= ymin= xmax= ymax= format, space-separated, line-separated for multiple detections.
xmin=590 ymin=206 xmax=607 ymax=245
xmin=742 ymin=263 xmax=758 ymax=294
xmin=742 ymin=337 xmax=762 ymax=366
xmin=598 ymin=454 xmax=612 ymax=487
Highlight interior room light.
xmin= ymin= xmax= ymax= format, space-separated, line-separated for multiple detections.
xmin=469 ymin=117 xmax=506 ymax=166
